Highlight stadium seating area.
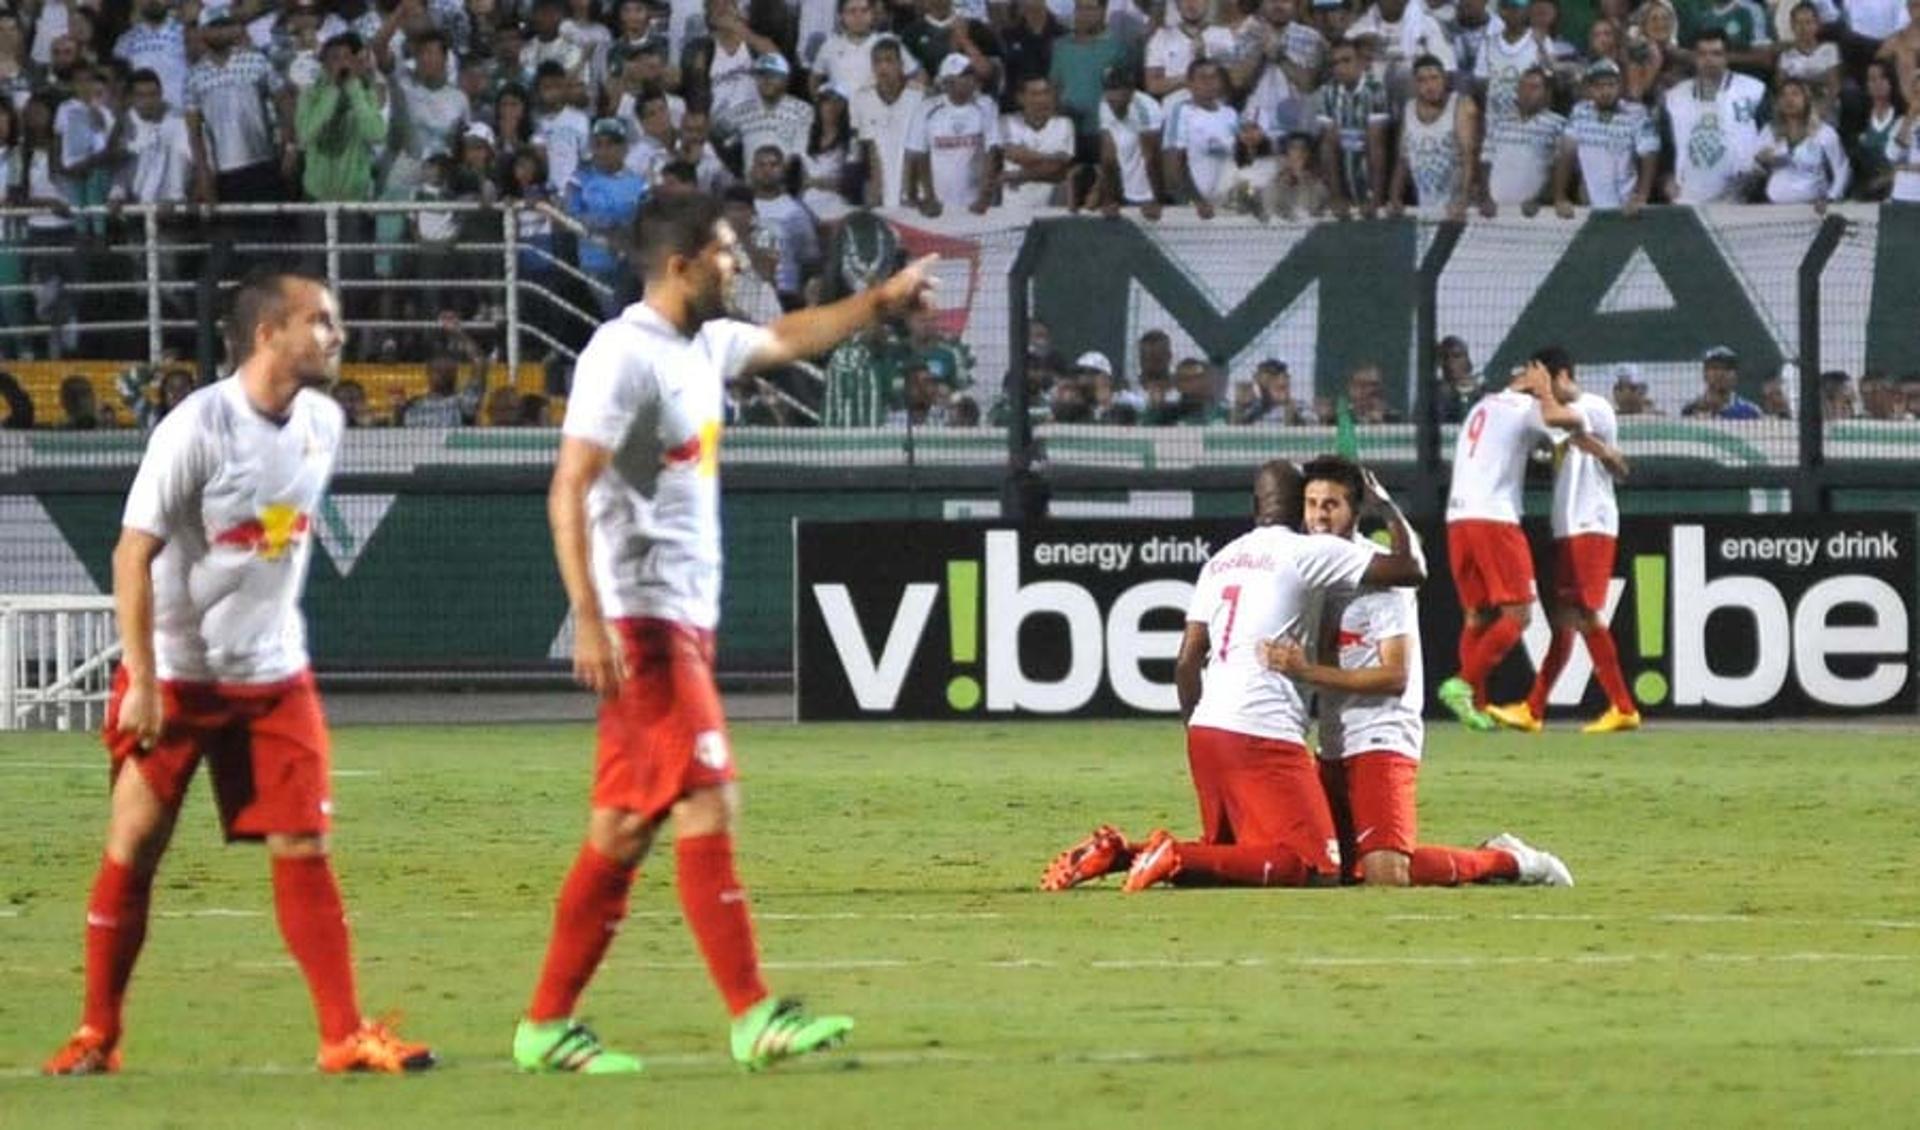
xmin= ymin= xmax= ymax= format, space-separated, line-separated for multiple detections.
xmin=1 ymin=0 xmax=1918 ymax=430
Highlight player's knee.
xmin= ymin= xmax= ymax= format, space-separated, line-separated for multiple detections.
xmin=1501 ymin=603 xmax=1532 ymax=627
xmin=671 ymin=784 xmax=739 ymax=838
xmin=265 ymin=833 xmax=329 ymax=859
xmin=588 ymin=807 xmax=655 ymax=865
xmin=1358 ymin=851 xmax=1411 ymax=887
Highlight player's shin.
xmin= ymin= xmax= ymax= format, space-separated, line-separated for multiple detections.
xmin=527 ymin=842 xmax=638 ymax=1022
xmin=676 ymin=832 xmax=768 ymax=1016
xmin=1526 ymin=627 xmax=1576 ymax=718
xmin=80 ymin=854 xmax=154 ymax=1041
xmin=1408 ymin=845 xmax=1521 ymax=885
xmin=271 ymin=854 xmax=362 ymax=1043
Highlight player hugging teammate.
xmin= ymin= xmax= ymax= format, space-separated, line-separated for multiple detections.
xmin=1042 ymin=358 xmax=1598 ymax=893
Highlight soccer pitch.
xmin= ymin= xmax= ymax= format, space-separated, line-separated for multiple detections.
xmin=3 ymin=720 xmax=1918 ymax=1128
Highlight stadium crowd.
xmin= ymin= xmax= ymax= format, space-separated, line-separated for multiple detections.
xmin=1 ymin=0 xmax=1918 ymax=426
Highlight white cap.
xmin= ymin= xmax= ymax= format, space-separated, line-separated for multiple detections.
xmin=937 ymin=53 xmax=972 ymax=80
xmin=463 ymin=121 xmax=498 ymax=148
xmin=1613 ymin=362 xmax=1641 ymax=384
xmin=1074 ymin=351 xmax=1113 ymax=376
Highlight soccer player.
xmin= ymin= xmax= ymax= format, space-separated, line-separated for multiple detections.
xmin=515 ymin=194 xmax=936 ymax=1073
xmin=1487 ymin=365 xmax=1639 ymax=734
xmin=1040 ymin=459 xmax=1427 ymax=892
xmin=45 ymin=270 xmax=434 ymax=1076
xmin=1435 ymin=349 xmax=1588 ymax=731
xmin=1262 ymin=456 xmax=1572 ymax=887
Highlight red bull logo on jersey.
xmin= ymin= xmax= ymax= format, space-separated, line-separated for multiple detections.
xmin=214 ymin=503 xmax=311 ymax=561
xmin=662 ymin=420 xmax=722 ymax=478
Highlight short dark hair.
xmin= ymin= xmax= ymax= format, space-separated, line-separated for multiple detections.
xmin=226 ymin=268 xmax=326 ymax=366
xmin=1301 ymin=454 xmax=1366 ymax=507
xmin=1531 ymin=344 xmax=1574 ymax=379
xmin=1411 ymin=52 xmax=1446 ymax=73
xmin=128 ymin=67 xmax=162 ymax=90
xmin=720 ymin=184 xmax=756 ymax=207
xmin=869 ymin=36 xmax=902 ymax=62
xmin=632 ymin=194 xmax=726 ymax=277
xmin=412 ymin=29 xmax=448 ymax=52
xmin=659 ymin=158 xmax=698 ymax=184
xmin=322 ymin=31 xmax=364 ymax=54
xmin=1691 ymin=26 xmax=1729 ymax=48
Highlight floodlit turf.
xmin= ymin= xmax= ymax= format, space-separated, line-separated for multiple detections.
xmin=3 ymin=719 xmax=1919 ymax=1128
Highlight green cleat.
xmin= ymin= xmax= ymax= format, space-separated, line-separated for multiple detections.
xmin=729 ymin=997 xmax=854 ymax=1071
xmin=1438 ymin=677 xmax=1498 ymax=732
xmin=513 ymin=1018 xmax=644 ymax=1075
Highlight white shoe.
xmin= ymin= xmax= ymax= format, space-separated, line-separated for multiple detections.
xmin=1483 ymin=832 xmax=1574 ymax=887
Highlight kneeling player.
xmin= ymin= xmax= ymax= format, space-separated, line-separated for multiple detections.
xmin=1269 ymin=456 xmax=1571 ymax=887
xmin=1041 ymin=460 xmax=1426 ymax=892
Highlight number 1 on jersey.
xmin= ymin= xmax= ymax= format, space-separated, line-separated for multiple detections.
xmin=1217 ymin=584 xmax=1242 ymax=660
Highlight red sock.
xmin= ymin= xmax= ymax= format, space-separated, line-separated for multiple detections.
xmin=81 ymin=855 xmax=153 ymax=1039
xmin=527 ymin=843 xmax=637 ymax=1022
xmin=675 ymin=833 xmax=767 ymax=1017
xmin=1582 ymin=627 xmax=1635 ymax=714
xmin=1527 ymin=627 xmax=1575 ymax=717
xmin=1457 ymin=620 xmax=1486 ymax=677
xmin=271 ymin=855 xmax=362 ymax=1043
xmin=1170 ymin=842 xmax=1312 ymax=887
xmin=1409 ymin=845 xmax=1520 ymax=886
xmin=1462 ymin=617 xmax=1525 ymax=706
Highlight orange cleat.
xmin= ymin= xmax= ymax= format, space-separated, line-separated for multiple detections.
xmin=1582 ymin=706 xmax=1642 ymax=734
xmin=1040 ymin=824 xmax=1133 ymax=891
xmin=1121 ymin=830 xmax=1183 ymax=893
xmin=43 ymin=1026 xmax=122 ymax=1076
xmin=317 ymin=1019 xmax=437 ymax=1074
xmin=1486 ymin=701 xmax=1544 ymax=734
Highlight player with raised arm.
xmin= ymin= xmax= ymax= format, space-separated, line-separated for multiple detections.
xmin=1040 ymin=459 xmax=1427 ymax=892
xmin=1487 ymin=363 xmax=1639 ymax=734
xmin=1261 ymin=456 xmax=1572 ymax=888
xmin=515 ymin=194 xmax=936 ymax=1074
xmin=1435 ymin=348 xmax=1588 ymax=731
xmin=45 ymin=270 xmax=434 ymax=1076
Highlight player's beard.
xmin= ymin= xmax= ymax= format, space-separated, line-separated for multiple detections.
xmin=687 ymin=269 xmax=732 ymax=327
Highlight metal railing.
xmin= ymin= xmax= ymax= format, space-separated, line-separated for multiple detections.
xmin=0 ymin=201 xmax=618 ymax=376
xmin=0 ymin=595 xmax=119 ymax=731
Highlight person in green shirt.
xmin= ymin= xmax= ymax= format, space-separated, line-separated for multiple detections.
xmin=296 ymin=34 xmax=388 ymax=204
xmin=1049 ymin=0 xmax=1129 ymax=152
xmin=823 ymin=324 xmax=910 ymax=426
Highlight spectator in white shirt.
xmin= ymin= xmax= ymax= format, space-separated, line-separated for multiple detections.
xmin=1555 ymin=57 xmax=1658 ymax=215
xmin=382 ymin=29 xmax=472 ymax=191
xmin=532 ymin=59 xmax=592 ymax=191
xmin=1350 ymin=0 xmax=1457 ymax=104
xmin=54 ymin=62 xmax=115 ymax=211
xmin=1167 ymin=57 xmax=1239 ymax=215
xmin=1095 ymin=63 xmax=1164 ymax=216
xmin=905 ymin=52 xmax=1001 ymax=216
xmin=852 ymin=36 xmax=926 ymax=207
xmin=1662 ymin=27 xmax=1766 ymax=203
xmin=748 ymin=143 xmax=822 ymax=305
xmin=1000 ymin=75 xmax=1075 ymax=209
xmin=1889 ymin=72 xmax=1920 ymax=202
xmin=1775 ymin=1 xmax=1841 ymax=117
xmin=716 ymin=52 xmax=815 ymax=163
xmin=1144 ymin=0 xmax=1236 ymax=98
xmin=1757 ymin=75 xmax=1850 ymax=205
xmin=812 ymin=0 xmax=921 ymax=97
xmin=114 ymin=1 xmax=190 ymax=107
xmin=523 ymin=0 xmax=591 ymax=78
xmin=1479 ymin=63 xmax=1563 ymax=210
xmin=113 ymin=68 xmax=194 ymax=205
xmin=185 ymin=6 xmax=289 ymax=210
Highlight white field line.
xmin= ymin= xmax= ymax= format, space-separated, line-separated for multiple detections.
xmin=0 ymin=761 xmax=379 ymax=777
xmin=1847 ymin=1047 xmax=1920 ymax=1057
xmin=7 ymin=951 xmax=1915 ymax=981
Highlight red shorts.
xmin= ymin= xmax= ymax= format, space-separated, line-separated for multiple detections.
xmin=1318 ymin=752 xmax=1419 ymax=881
xmin=1185 ymin=726 xmax=1340 ymax=877
xmin=1551 ymin=534 xmax=1617 ymax=613
xmin=103 ymin=667 xmax=331 ymax=841
xmin=1447 ymin=519 xmax=1536 ymax=611
xmin=593 ymin=618 xmax=736 ymax=822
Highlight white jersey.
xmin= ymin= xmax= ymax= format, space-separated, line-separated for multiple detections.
xmin=905 ymin=94 xmax=1000 ymax=211
xmin=1186 ymin=525 xmax=1377 ymax=744
xmin=563 ymin=304 xmax=769 ymax=629
xmin=1550 ymin=391 xmax=1619 ymax=539
xmin=122 ymin=378 xmax=343 ymax=685
xmin=1099 ymin=91 xmax=1165 ymax=205
xmin=1447 ymin=388 xmax=1552 ymax=525
xmin=1317 ymin=542 xmax=1424 ymax=762
xmin=999 ymin=113 xmax=1074 ymax=210
xmin=1166 ymin=99 xmax=1239 ymax=202
xmin=851 ymin=84 xmax=925 ymax=209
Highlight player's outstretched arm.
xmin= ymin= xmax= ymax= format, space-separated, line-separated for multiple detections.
xmin=1357 ymin=470 xmax=1427 ymax=589
xmin=549 ymin=436 xmax=626 ymax=698
xmin=111 ymin=528 xmax=167 ymax=748
xmin=745 ymin=255 xmax=939 ymax=373
xmin=1174 ymin=623 xmax=1209 ymax=723
xmin=1260 ymin=634 xmax=1409 ymax=696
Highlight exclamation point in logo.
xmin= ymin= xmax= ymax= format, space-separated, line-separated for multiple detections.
xmin=946 ymin=560 xmax=982 ymax=711
xmin=1632 ymin=555 xmax=1668 ymax=705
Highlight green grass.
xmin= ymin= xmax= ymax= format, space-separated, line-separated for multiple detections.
xmin=3 ymin=720 xmax=1919 ymax=1129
